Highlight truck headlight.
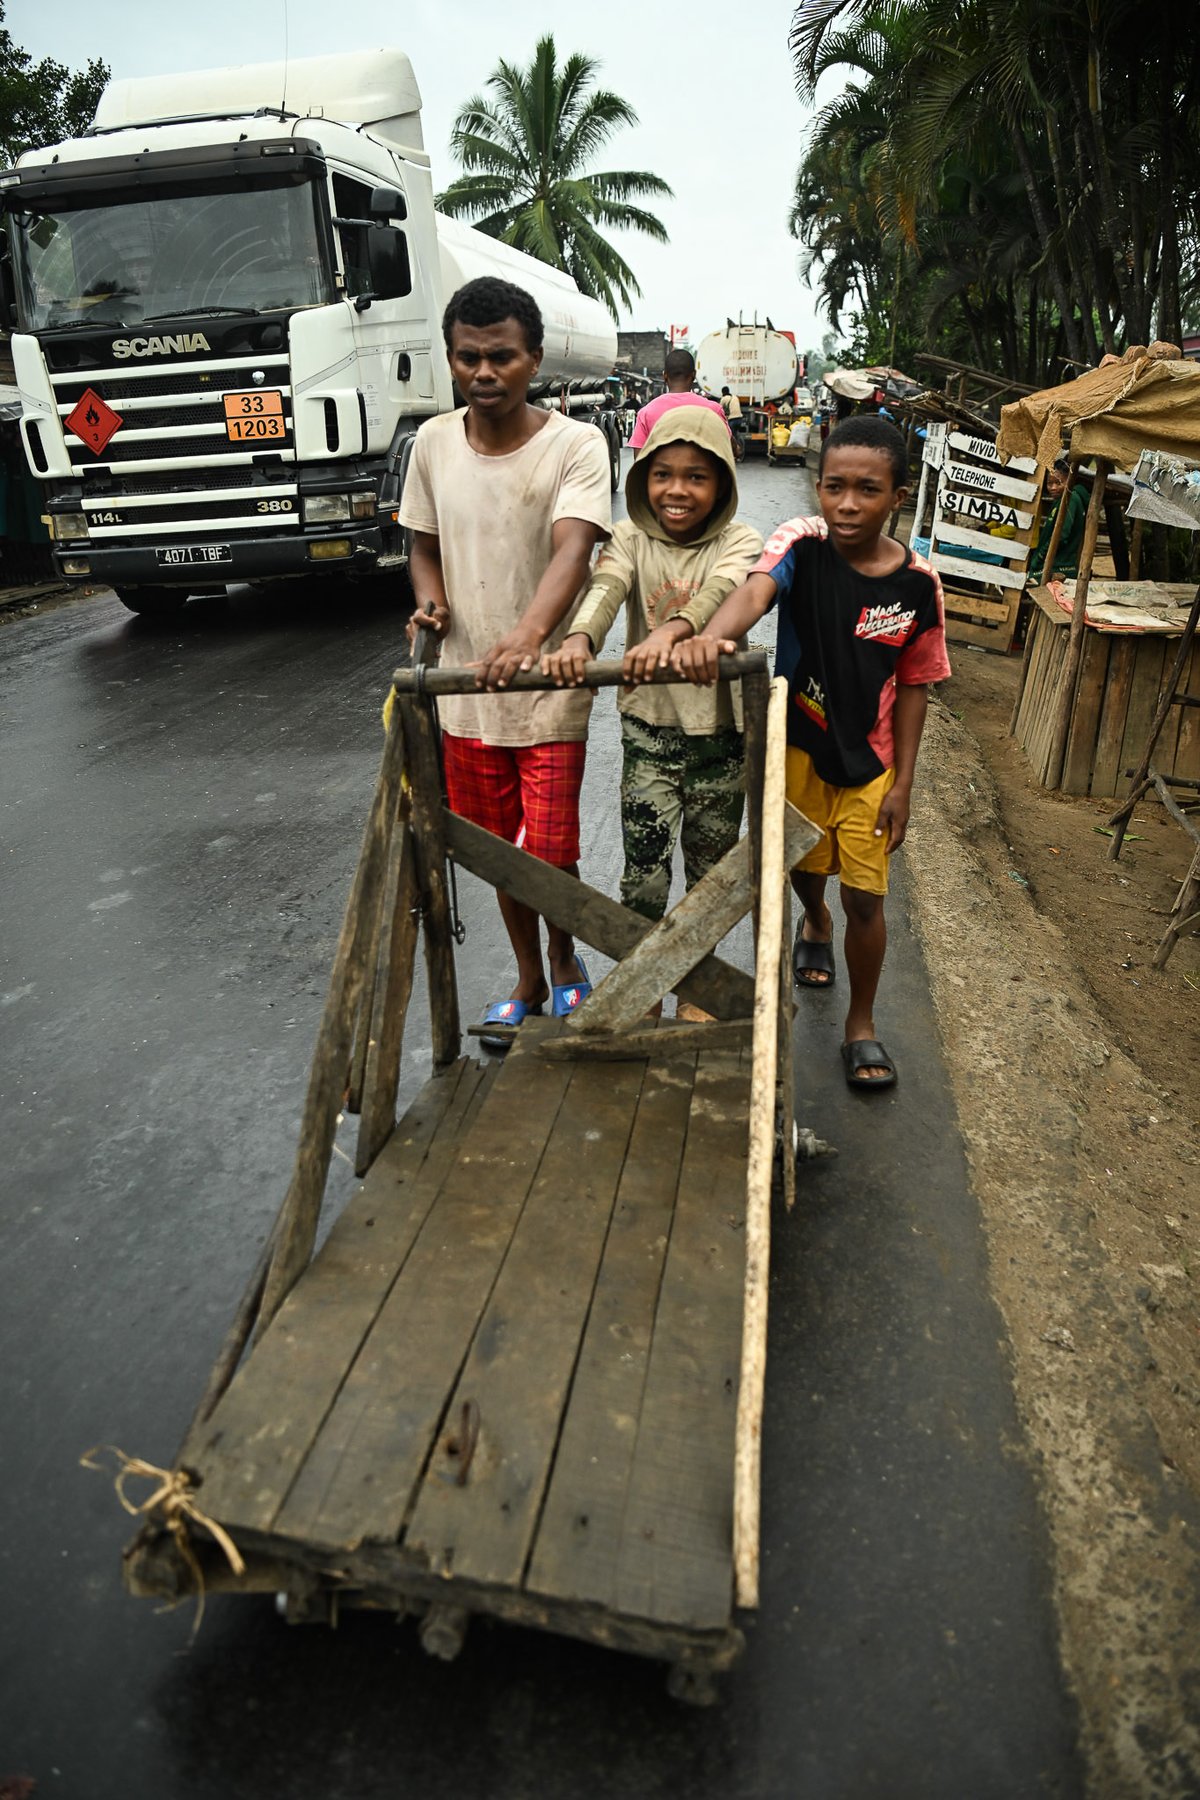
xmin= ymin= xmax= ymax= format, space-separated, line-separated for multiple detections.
xmin=51 ymin=511 xmax=89 ymax=540
xmin=303 ymin=494 xmax=350 ymax=523
xmin=350 ymin=489 xmax=376 ymax=519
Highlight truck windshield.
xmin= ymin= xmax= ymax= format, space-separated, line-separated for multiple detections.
xmin=11 ymin=178 xmax=335 ymax=331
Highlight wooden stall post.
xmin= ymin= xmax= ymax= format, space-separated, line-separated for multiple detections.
xmin=734 ymin=676 xmax=789 ymax=1609
xmin=1130 ymin=516 xmax=1145 ymax=581
xmin=1045 ymin=460 xmax=1110 ymax=791
xmin=1008 ymin=461 xmax=1083 ymax=734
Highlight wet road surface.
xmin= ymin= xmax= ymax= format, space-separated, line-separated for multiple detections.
xmin=1 ymin=453 xmax=1082 ymax=1797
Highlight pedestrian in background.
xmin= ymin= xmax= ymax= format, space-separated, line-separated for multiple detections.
xmin=628 ymin=348 xmax=727 ymax=450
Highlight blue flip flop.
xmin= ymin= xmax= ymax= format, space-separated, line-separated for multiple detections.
xmin=478 ymin=997 xmax=542 ymax=1052
xmin=551 ymin=955 xmax=592 ymax=1018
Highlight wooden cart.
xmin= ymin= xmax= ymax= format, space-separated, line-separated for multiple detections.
xmin=120 ymin=654 xmax=818 ymax=1702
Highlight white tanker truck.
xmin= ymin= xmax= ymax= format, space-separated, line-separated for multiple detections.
xmin=0 ymin=51 xmax=620 ymax=616
xmin=694 ymin=322 xmax=800 ymax=409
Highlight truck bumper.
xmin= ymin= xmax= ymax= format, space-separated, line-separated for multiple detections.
xmin=53 ymin=526 xmax=386 ymax=590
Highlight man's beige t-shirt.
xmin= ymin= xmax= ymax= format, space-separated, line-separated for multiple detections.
xmin=723 ymin=392 xmax=743 ymax=421
xmin=399 ymin=409 xmax=611 ymax=746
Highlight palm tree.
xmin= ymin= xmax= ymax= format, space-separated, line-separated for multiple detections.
xmin=436 ymin=35 xmax=672 ymax=321
xmin=788 ymin=0 xmax=1200 ymax=368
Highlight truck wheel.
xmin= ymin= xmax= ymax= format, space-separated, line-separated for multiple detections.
xmin=114 ymin=587 xmax=189 ymax=618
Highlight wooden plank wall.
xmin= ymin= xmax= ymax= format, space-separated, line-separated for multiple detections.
xmin=1015 ymin=612 xmax=1200 ymax=797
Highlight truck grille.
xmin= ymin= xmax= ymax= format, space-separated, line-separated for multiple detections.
xmin=52 ymin=351 xmax=298 ymax=475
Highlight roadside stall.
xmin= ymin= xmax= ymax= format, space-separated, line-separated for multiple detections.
xmin=997 ymin=352 xmax=1200 ymax=798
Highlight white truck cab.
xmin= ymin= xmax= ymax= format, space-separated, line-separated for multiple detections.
xmin=0 ymin=51 xmax=619 ymax=615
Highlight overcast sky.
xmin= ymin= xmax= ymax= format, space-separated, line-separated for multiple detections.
xmin=10 ymin=0 xmax=835 ymax=355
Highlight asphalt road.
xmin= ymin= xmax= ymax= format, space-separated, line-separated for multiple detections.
xmin=0 ymin=453 xmax=1082 ymax=1799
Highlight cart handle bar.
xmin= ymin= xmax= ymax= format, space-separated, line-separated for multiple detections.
xmin=389 ymin=649 xmax=768 ymax=698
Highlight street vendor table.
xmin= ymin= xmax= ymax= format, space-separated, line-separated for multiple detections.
xmin=1012 ymin=581 xmax=1200 ymax=797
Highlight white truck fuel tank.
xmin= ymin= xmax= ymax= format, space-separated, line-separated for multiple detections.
xmin=695 ymin=324 xmax=799 ymax=406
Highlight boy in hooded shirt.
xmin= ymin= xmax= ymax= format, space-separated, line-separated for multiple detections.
xmin=542 ymin=408 xmax=762 ymax=1014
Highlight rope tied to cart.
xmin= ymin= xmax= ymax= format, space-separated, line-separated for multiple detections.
xmin=81 ymin=1444 xmax=245 ymax=1630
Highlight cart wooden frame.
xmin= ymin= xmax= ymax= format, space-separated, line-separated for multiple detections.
xmin=121 ymin=652 xmax=816 ymax=1703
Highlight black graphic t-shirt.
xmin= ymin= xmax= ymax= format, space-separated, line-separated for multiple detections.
xmin=753 ymin=516 xmax=952 ymax=786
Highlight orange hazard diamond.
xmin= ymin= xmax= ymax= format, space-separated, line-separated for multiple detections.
xmin=66 ymin=387 xmax=123 ymax=456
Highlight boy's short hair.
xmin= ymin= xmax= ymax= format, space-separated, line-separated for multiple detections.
xmin=819 ymin=414 xmax=908 ymax=487
xmin=442 ymin=277 xmax=544 ymax=354
xmin=664 ymin=348 xmax=695 ymax=380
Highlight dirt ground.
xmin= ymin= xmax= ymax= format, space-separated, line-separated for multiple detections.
xmin=908 ymin=647 xmax=1200 ymax=1797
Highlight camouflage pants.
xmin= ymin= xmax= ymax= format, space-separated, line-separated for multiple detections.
xmin=620 ymin=716 xmax=745 ymax=922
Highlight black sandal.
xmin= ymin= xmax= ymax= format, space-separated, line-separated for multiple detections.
xmin=793 ymin=930 xmax=835 ymax=989
xmin=840 ymin=1039 xmax=896 ymax=1090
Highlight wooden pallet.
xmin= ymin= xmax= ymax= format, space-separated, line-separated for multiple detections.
xmin=120 ymin=655 xmax=810 ymax=1703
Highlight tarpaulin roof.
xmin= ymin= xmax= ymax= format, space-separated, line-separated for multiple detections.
xmin=996 ymin=356 xmax=1200 ymax=473
xmin=824 ymin=367 xmax=879 ymax=401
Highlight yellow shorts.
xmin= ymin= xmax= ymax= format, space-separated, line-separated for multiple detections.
xmin=785 ymin=747 xmax=895 ymax=895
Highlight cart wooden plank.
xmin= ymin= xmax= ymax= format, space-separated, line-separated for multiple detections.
xmin=273 ymin=1031 xmax=574 ymax=1549
xmin=570 ymin=804 xmax=819 ymax=1038
xmin=526 ymin=1045 xmax=698 ymax=1609
xmin=403 ymin=1032 xmax=648 ymax=1586
xmin=187 ymin=1058 xmax=492 ymax=1525
xmin=613 ymin=1051 xmax=749 ymax=1630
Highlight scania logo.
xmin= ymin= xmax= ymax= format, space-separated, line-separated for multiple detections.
xmin=110 ymin=333 xmax=212 ymax=359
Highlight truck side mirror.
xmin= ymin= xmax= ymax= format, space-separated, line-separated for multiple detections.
xmin=364 ymin=228 xmax=412 ymax=303
xmin=368 ymin=186 xmax=406 ymax=221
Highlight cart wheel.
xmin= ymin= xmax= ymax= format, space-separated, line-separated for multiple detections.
xmin=666 ymin=1660 xmax=720 ymax=1706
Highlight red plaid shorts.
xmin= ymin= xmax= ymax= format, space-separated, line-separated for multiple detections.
xmin=441 ymin=733 xmax=586 ymax=867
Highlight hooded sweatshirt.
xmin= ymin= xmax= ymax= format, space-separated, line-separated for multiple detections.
xmin=570 ymin=406 xmax=763 ymax=734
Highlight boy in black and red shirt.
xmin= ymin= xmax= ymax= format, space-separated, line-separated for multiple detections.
xmin=673 ymin=416 xmax=951 ymax=1089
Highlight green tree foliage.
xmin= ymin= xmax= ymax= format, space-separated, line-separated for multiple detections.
xmin=0 ymin=5 xmax=109 ymax=163
xmin=437 ymin=34 xmax=672 ymax=322
xmin=789 ymin=0 xmax=1200 ymax=383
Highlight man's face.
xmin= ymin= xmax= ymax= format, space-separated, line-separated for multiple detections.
xmin=816 ymin=445 xmax=905 ymax=553
xmin=447 ymin=317 xmax=543 ymax=419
